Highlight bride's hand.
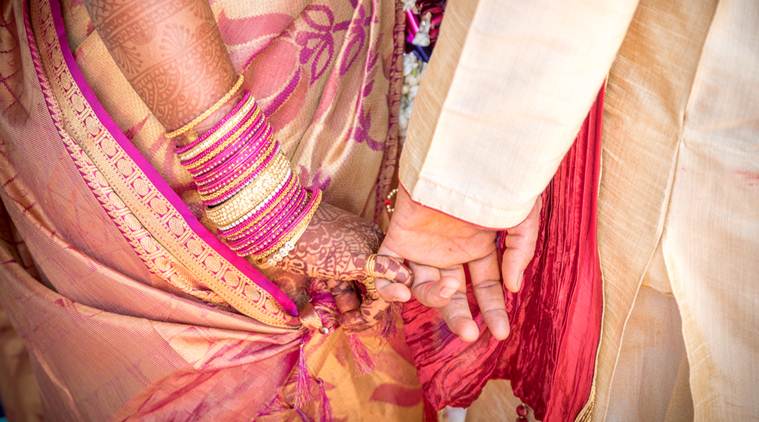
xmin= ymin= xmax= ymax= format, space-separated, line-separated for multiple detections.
xmin=276 ymin=202 xmax=412 ymax=330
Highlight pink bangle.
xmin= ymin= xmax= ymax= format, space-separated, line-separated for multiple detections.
xmin=233 ymin=186 xmax=306 ymax=251
xmin=236 ymin=186 xmax=304 ymax=245
xmin=175 ymin=88 xmax=320 ymax=264
xmin=220 ymin=175 xmax=299 ymax=240
xmin=191 ymin=124 xmax=271 ymax=186
xmin=197 ymin=142 xmax=279 ymax=204
xmin=243 ymin=189 xmax=316 ymax=255
xmin=242 ymin=189 xmax=319 ymax=259
xmin=195 ymin=135 xmax=272 ymax=197
xmin=180 ymin=108 xmax=264 ymax=168
xmin=201 ymin=147 xmax=282 ymax=207
xmin=176 ymin=91 xmax=253 ymax=153
xmin=234 ymin=191 xmax=308 ymax=255
xmin=188 ymin=121 xmax=271 ymax=178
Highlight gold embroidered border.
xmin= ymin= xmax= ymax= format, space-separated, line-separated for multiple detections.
xmin=30 ymin=0 xmax=296 ymax=329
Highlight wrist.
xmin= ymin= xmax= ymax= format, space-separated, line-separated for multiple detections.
xmin=174 ymin=89 xmax=321 ymax=267
xmin=398 ymin=184 xmax=517 ymax=231
xmin=189 ymin=90 xmax=246 ymax=141
xmin=167 ymin=73 xmax=246 ymax=145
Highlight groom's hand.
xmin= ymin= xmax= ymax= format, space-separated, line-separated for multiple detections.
xmin=376 ymin=187 xmax=541 ymax=342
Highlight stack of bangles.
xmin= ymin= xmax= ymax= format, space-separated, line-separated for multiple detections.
xmin=167 ymin=78 xmax=321 ymax=267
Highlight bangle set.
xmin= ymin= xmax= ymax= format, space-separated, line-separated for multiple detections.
xmin=175 ymin=81 xmax=321 ymax=266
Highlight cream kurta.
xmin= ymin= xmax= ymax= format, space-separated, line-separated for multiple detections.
xmin=402 ymin=0 xmax=759 ymax=420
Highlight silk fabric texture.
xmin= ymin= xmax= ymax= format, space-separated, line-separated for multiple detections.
xmin=0 ymin=0 xmax=422 ymax=420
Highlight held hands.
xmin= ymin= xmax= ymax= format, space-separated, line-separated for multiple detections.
xmin=376 ymin=188 xmax=541 ymax=342
xmin=274 ymin=202 xmax=412 ymax=330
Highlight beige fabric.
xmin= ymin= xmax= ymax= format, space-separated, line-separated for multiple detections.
xmin=660 ymin=1 xmax=759 ymax=417
xmin=400 ymin=0 xmax=638 ymax=228
xmin=592 ymin=0 xmax=720 ymax=419
xmin=406 ymin=0 xmax=759 ymax=420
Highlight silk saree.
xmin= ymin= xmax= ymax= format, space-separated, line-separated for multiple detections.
xmin=0 ymin=0 xmax=605 ymax=420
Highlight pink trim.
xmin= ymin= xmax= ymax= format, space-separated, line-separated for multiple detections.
xmin=47 ymin=0 xmax=298 ymax=316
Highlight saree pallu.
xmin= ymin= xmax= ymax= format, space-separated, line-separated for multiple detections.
xmin=0 ymin=0 xmax=423 ymax=420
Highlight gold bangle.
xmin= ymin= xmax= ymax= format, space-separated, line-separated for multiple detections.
xmin=185 ymin=120 xmax=270 ymax=173
xmin=224 ymin=176 xmax=299 ymax=240
xmin=197 ymin=140 xmax=276 ymax=199
xmin=219 ymin=173 xmax=297 ymax=232
xmin=207 ymin=161 xmax=290 ymax=227
xmin=165 ymin=74 xmax=245 ymax=140
xmin=206 ymin=155 xmax=291 ymax=226
xmin=233 ymin=191 xmax=309 ymax=254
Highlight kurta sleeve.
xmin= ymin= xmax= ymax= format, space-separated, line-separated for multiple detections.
xmin=399 ymin=0 xmax=639 ymax=228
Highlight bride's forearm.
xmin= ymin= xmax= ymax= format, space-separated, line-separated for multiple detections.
xmin=85 ymin=0 xmax=238 ymax=133
xmin=85 ymin=1 xmax=410 ymax=325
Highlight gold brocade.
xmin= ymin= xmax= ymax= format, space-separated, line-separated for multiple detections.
xmin=31 ymin=2 xmax=297 ymax=328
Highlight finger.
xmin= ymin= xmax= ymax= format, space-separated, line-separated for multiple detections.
xmin=439 ymin=286 xmax=479 ymax=342
xmin=359 ymin=254 xmax=402 ymax=327
xmin=469 ymin=250 xmax=509 ymax=340
xmin=325 ymin=278 xmax=381 ymax=332
xmin=373 ymin=245 xmax=413 ymax=302
xmin=357 ymin=295 xmax=391 ymax=331
xmin=325 ymin=278 xmax=361 ymax=315
xmin=502 ymin=198 xmax=542 ymax=292
xmin=408 ymin=262 xmax=446 ymax=307
xmin=410 ymin=263 xmax=464 ymax=307
xmin=371 ymin=254 xmax=413 ymax=286
xmin=438 ymin=266 xmax=466 ymax=299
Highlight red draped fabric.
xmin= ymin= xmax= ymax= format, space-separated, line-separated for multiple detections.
xmin=403 ymin=88 xmax=605 ymax=421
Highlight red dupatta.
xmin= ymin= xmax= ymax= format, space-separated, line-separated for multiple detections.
xmin=402 ymin=88 xmax=605 ymax=421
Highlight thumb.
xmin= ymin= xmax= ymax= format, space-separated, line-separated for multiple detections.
xmin=501 ymin=197 xmax=542 ymax=292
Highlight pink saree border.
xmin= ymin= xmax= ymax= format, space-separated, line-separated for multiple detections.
xmin=45 ymin=0 xmax=297 ymax=316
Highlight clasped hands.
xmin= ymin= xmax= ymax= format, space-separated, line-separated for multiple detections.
xmin=376 ymin=188 xmax=542 ymax=342
xmin=272 ymin=188 xmax=540 ymax=341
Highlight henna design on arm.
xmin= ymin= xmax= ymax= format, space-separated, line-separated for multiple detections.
xmin=85 ymin=1 xmax=412 ymax=330
xmin=85 ymin=0 xmax=237 ymax=130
